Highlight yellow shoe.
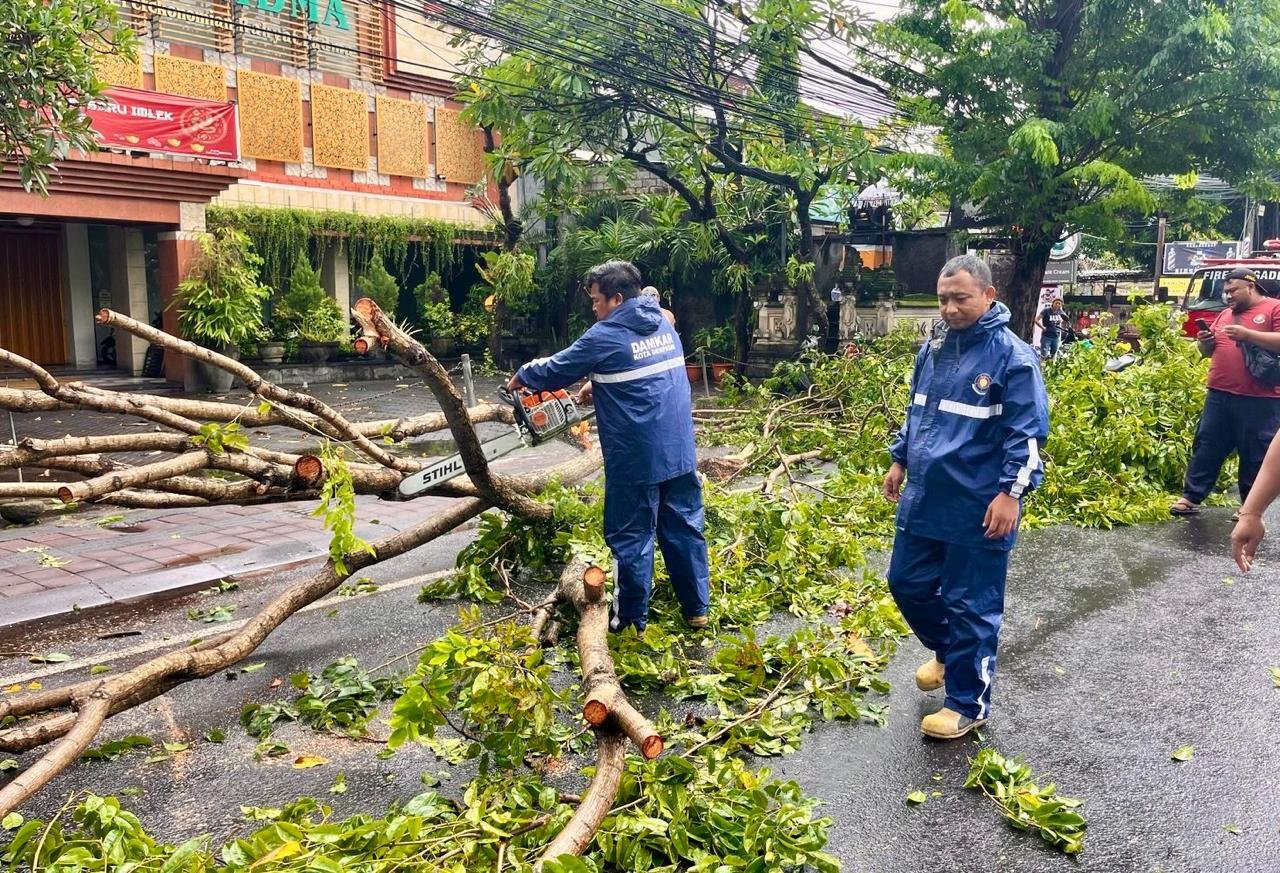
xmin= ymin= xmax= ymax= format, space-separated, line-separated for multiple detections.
xmin=920 ymin=707 xmax=985 ymax=740
xmin=914 ymin=656 xmax=945 ymax=691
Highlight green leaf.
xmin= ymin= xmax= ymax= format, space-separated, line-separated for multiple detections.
xmin=906 ymin=790 xmax=927 ymax=805
xmin=1 ymin=813 xmax=23 ymax=830
xmin=1223 ymin=824 xmax=1241 ymax=835
xmin=29 ymin=652 xmax=72 ymax=664
xmin=1171 ymin=745 xmax=1194 ymax=762
xmin=204 ymin=729 xmax=226 ymax=744
xmin=241 ymin=662 xmax=266 ymax=673
xmin=90 ymin=664 xmax=111 ymax=675
xmin=159 ymin=837 xmax=205 ymax=873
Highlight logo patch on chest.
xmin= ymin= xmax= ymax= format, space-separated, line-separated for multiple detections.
xmin=972 ymin=373 xmax=993 ymax=395
xmin=1254 ymin=314 xmax=1268 ymax=325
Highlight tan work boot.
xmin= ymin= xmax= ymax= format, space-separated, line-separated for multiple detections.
xmin=685 ymin=615 xmax=709 ymax=629
xmin=914 ymin=656 xmax=945 ymax=691
xmin=920 ymin=707 xmax=985 ymax=740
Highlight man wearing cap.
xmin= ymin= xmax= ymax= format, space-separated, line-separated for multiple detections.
xmin=1171 ymin=268 xmax=1280 ymax=516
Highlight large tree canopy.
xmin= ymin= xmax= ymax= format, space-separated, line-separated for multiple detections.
xmin=877 ymin=0 xmax=1280 ymax=336
xmin=0 ymin=0 xmax=135 ymax=194
xmin=445 ymin=0 xmax=889 ymax=342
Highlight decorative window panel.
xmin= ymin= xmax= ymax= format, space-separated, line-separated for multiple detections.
xmin=154 ymin=54 xmax=228 ymax=102
xmin=94 ymin=49 xmax=143 ymax=89
xmin=310 ymin=84 xmax=370 ymax=171
xmin=433 ymin=107 xmax=486 ymax=184
xmin=375 ymin=96 xmax=428 ymax=178
xmin=236 ymin=71 xmax=304 ymax=162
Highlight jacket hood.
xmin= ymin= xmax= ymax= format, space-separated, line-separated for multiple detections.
xmin=951 ymin=301 xmax=1011 ymax=337
xmin=975 ymin=301 xmax=1011 ymax=332
xmin=608 ymin=297 xmax=664 ymax=335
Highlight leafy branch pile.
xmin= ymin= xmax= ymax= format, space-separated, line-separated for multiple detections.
xmin=0 ymin=305 xmax=1204 ymax=869
xmin=710 ymin=303 xmax=1219 ymax=529
xmin=964 ymin=748 xmax=1087 ymax=855
xmin=3 ymin=456 xmax=905 ymax=869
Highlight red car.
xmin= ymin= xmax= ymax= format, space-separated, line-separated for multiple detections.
xmin=1177 ymin=257 xmax=1280 ymax=338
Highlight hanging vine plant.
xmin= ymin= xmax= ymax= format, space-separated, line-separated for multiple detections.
xmin=207 ymin=206 xmax=488 ymax=286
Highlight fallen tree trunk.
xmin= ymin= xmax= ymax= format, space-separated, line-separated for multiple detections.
xmin=532 ymin=559 xmax=665 ymax=868
xmin=96 ymin=310 xmax=416 ymax=474
xmin=0 ymin=302 xmax=607 ymax=823
xmin=0 ymin=387 xmax=512 ymax=441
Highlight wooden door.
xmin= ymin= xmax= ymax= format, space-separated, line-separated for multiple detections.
xmin=0 ymin=229 xmax=67 ymax=366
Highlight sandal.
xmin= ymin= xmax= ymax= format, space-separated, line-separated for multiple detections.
xmin=1169 ymin=498 xmax=1201 ymax=517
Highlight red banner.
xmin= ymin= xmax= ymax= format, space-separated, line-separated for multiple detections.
xmin=87 ymin=87 xmax=240 ymax=161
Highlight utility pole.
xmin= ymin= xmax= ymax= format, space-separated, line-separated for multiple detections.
xmin=1152 ymin=212 xmax=1168 ymax=297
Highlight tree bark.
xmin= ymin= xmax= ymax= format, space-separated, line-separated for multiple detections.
xmin=95 ymin=310 xmax=415 ymax=473
xmin=1005 ymin=233 xmax=1058 ymax=340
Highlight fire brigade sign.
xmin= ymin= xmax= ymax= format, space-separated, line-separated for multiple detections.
xmin=87 ymin=88 xmax=240 ymax=162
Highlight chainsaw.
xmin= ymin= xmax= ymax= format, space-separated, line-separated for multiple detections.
xmin=397 ymin=387 xmax=595 ymax=497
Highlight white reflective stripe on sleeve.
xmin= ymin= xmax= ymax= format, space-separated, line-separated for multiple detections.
xmin=913 ymin=393 xmax=927 ymax=406
xmin=938 ymin=399 xmax=1003 ymax=419
xmin=1009 ymin=437 xmax=1041 ymax=499
xmin=525 ymin=356 xmax=551 ymax=368
xmin=589 ymin=355 xmax=686 ymax=384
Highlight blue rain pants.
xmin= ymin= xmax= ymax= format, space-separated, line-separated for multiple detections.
xmin=887 ymin=530 xmax=1010 ymax=720
xmin=604 ymin=471 xmax=711 ymax=631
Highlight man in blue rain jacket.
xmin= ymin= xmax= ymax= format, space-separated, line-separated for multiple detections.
xmin=882 ymin=254 xmax=1049 ymax=740
xmin=507 ymin=260 xmax=710 ymax=632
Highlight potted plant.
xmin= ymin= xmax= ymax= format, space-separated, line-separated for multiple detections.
xmin=421 ymin=301 xmax=456 ymax=357
xmin=415 ymin=274 xmax=455 ymax=357
xmin=254 ymin=325 xmax=286 ymax=365
xmin=174 ymin=228 xmax=271 ymax=393
xmin=297 ymin=303 xmax=349 ymax=363
xmin=694 ymin=324 xmax=735 ymax=384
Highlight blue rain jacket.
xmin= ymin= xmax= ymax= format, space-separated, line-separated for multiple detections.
xmin=516 ymin=297 xmax=696 ymax=486
xmin=889 ymin=302 xmax=1050 ymax=550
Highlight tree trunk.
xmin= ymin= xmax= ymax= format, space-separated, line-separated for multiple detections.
xmin=1004 ymin=235 xmax=1057 ymax=340
xmin=732 ymin=282 xmax=754 ymax=375
xmin=794 ymin=197 xmax=826 ymax=342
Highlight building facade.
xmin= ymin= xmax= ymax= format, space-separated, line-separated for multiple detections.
xmin=0 ymin=0 xmax=490 ymax=379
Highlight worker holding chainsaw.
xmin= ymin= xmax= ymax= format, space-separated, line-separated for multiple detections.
xmin=507 ymin=260 xmax=711 ymax=632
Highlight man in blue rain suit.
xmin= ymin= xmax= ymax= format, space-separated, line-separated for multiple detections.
xmin=882 ymin=254 xmax=1049 ymax=740
xmin=507 ymin=260 xmax=710 ymax=632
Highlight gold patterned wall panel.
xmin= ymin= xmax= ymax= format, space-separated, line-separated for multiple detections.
xmin=311 ymin=85 xmax=370 ymax=172
xmin=236 ymin=71 xmax=304 ymax=163
xmin=94 ymin=50 xmax=143 ymax=89
xmin=433 ymin=108 xmax=486 ymax=184
xmin=154 ymin=54 xmax=227 ymax=102
xmin=375 ymin=96 xmax=428 ymax=178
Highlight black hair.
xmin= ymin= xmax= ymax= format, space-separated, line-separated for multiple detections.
xmin=584 ymin=260 xmax=643 ymax=301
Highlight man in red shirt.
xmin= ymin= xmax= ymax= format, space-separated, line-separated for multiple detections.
xmin=1171 ymin=268 xmax=1280 ymax=515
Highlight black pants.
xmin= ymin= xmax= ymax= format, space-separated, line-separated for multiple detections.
xmin=1183 ymin=389 xmax=1280 ymax=504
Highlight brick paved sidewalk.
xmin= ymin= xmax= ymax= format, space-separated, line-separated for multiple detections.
xmin=0 ymin=375 xmax=563 ymax=628
xmin=0 ymin=494 xmax=458 ymax=628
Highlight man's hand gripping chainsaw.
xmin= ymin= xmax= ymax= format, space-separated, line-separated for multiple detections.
xmin=397 ymin=387 xmax=595 ymax=497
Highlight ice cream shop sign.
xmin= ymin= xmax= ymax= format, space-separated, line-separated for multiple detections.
xmin=87 ymin=88 xmax=240 ymax=161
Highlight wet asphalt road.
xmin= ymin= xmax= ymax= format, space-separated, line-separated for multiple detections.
xmin=4 ymin=505 xmax=1279 ymax=872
